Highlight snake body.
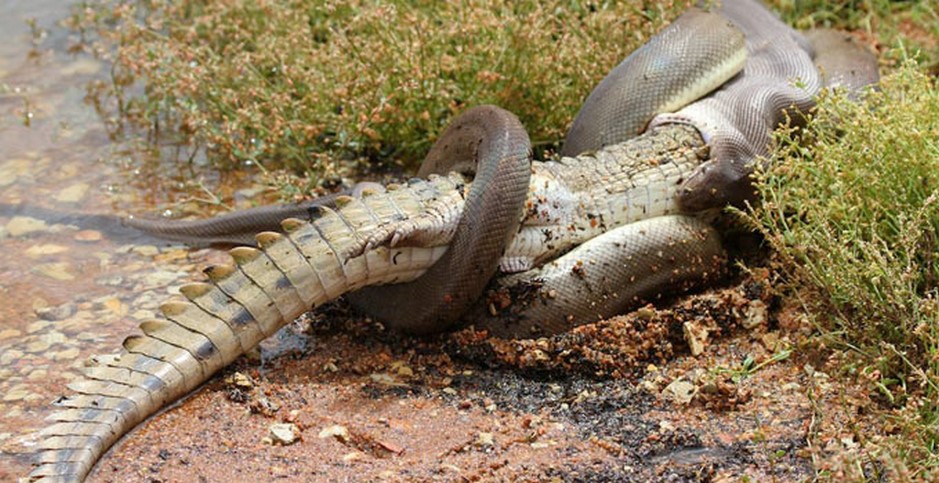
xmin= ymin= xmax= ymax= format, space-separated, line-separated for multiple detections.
xmin=348 ymin=106 xmax=532 ymax=334
xmin=126 ymin=7 xmax=747 ymax=334
xmin=561 ymin=8 xmax=746 ymax=157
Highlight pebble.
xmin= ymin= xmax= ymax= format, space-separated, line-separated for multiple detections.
xmin=100 ymin=297 xmax=126 ymax=316
xmin=231 ymin=372 xmax=254 ymax=389
xmin=0 ymin=329 xmax=22 ymax=340
xmin=342 ymin=451 xmax=366 ymax=462
xmin=26 ymin=320 xmax=52 ymax=333
xmin=3 ymin=384 xmax=31 ymax=401
xmin=96 ymin=275 xmax=125 ymax=287
xmin=743 ymin=300 xmax=768 ymax=329
xmin=25 ymin=331 xmax=67 ymax=353
xmin=131 ymin=245 xmax=160 ymax=257
xmin=35 ymin=303 xmax=76 ymax=321
xmin=50 ymin=347 xmax=81 ymax=361
xmin=131 ymin=309 xmax=155 ymax=321
xmin=74 ymin=230 xmax=103 ymax=242
xmin=142 ymin=270 xmax=186 ymax=287
xmin=391 ymin=361 xmax=414 ymax=377
xmin=25 ymin=244 xmax=68 ymax=258
xmin=0 ymin=350 xmax=24 ymax=365
xmin=663 ymin=379 xmax=696 ymax=405
xmin=268 ymin=423 xmax=300 ymax=445
xmin=27 ymin=369 xmax=48 ymax=380
xmin=0 ymin=158 xmax=31 ymax=187
xmin=54 ymin=182 xmax=90 ymax=203
xmin=6 ymin=216 xmax=47 ymax=236
xmin=318 ymin=424 xmax=349 ymax=442
xmin=682 ymin=320 xmax=710 ymax=356
xmin=32 ymin=262 xmax=75 ymax=281
xmin=76 ymin=331 xmax=101 ymax=341
xmin=475 ymin=432 xmax=495 ymax=448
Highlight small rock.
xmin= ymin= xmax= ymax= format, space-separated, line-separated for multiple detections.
xmin=318 ymin=424 xmax=349 ymax=443
xmin=391 ymin=361 xmax=414 ymax=377
xmin=475 ymin=432 xmax=495 ymax=449
xmin=132 ymin=245 xmax=160 ymax=257
xmin=32 ymin=262 xmax=75 ymax=281
xmin=142 ymin=269 xmax=185 ymax=287
xmin=0 ymin=349 xmax=24 ymax=365
xmin=0 ymin=329 xmax=22 ymax=340
xmin=760 ymin=332 xmax=781 ymax=351
xmin=231 ymin=372 xmax=254 ymax=389
xmin=50 ymin=347 xmax=81 ymax=361
xmin=3 ymin=383 xmax=31 ymax=401
xmin=663 ymin=379 xmax=696 ymax=405
xmin=6 ymin=216 xmax=47 ymax=236
xmin=54 ymin=182 xmax=90 ymax=203
xmin=342 ymin=451 xmax=366 ymax=462
xmin=742 ymin=300 xmax=768 ymax=329
xmin=378 ymin=439 xmax=404 ymax=454
xmin=96 ymin=275 xmax=125 ymax=287
xmin=369 ymin=372 xmax=405 ymax=387
xmin=100 ymin=297 xmax=126 ymax=316
xmin=26 ymin=320 xmax=52 ymax=333
xmin=27 ymin=369 xmax=48 ymax=380
xmin=250 ymin=397 xmax=281 ymax=416
xmin=268 ymin=423 xmax=300 ymax=446
xmin=638 ymin=379 xmax=660 ymax=394
xmin=74 ymin=230 xmax=103 ymax=242
xmin=683 ymin=320 xmax=710 ymax=356
xmin=36 ymin=303 xmax=76 ymax=321
xmin=25 ymin=338 xmax=52 ymax=353
xmin=0 ymin=158 xmax=31 ymax=187
xmin=635 ymin=305 xmax=656 ymax=320
xmin=25 ymin=244 xmax=68 ymax=258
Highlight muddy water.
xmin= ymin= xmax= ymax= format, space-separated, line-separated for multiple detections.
xmin=0 ymin=1 xmax=264 ymax=479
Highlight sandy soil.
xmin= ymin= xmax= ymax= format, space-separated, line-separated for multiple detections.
xmin=84 ymin=276 xmax=886 ymax=482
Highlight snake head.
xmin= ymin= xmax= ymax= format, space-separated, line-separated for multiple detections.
xmin=676 ymin=133 xmax=761 ymax=212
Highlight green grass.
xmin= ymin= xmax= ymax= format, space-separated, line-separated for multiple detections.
xmin=770 ymin=0 xmax=939 ymax=73
xmin=746 ymin=64 xmax=939 ymax=477
xmin=67 ymin=0 xmax=691 ymax=183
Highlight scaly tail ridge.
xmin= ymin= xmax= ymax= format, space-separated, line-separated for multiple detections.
xmin=30 ymin=174 xmax=465 ymax=482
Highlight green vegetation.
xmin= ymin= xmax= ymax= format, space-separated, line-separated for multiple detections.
xmin=67 ymin=0 xmax=690 ymax=182
xmin=747 ymin=65 xmax=939 ymax=476
xmin=771 ymin=0 xmax=938 ymax=73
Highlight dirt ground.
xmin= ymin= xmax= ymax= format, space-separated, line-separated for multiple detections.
xmin=82 ymin=274 xmax=887 ymax=482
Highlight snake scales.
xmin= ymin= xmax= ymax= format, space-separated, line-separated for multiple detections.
xmin=28 ymin=0 xmax=878 ymax=481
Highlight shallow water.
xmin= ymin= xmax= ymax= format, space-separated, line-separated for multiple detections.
xmin=0 ymin=1 xmax=264 ymax=478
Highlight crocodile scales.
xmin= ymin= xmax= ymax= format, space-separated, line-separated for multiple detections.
xmin=29 ymin=123 xmax=714 ymax=482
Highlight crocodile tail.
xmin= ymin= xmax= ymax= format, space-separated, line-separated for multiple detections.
xmin=28 ymin=178 xmax=460 ymax=482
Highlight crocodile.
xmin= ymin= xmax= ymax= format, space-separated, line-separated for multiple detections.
xmin=27 ymin=0 xmax=879 ymax=480
xmin=29 ymin=121 xmax=718 ymax=481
